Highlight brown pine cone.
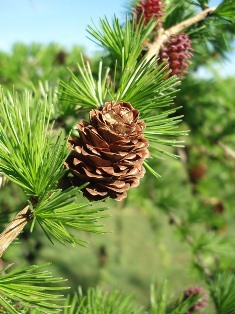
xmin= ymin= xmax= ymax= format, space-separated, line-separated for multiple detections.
xmin=65 ymin=101 xmax=149 ymax=201
xmin=189 ymin=163 xmax=207 ymax=184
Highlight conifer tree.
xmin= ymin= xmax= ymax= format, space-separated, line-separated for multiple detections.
xmin=0 ymin=0 xmax=235 ymax=312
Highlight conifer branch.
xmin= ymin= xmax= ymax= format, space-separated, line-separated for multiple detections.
xmin=146 ymin=6 xmax=217 ymax=60
xmin=218 ymin=141 xmax=235 ymax=160
xmin=0 ymin=205 xmax=32 ymax=258
xmin=168 ymin=213 xmax=212 ymax=281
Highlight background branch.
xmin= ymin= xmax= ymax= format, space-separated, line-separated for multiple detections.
xmin=146 ymin=6 xmax=217 ymax=61
xmin=218 ymin=141 xmax=235 ymax=160
xmin=168 ymin=212 xmax=212 ymax=281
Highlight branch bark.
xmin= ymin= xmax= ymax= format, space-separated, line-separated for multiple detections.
xmin=146 ymin=6 xmax=217 ymax=61
xmin=0 ymin=205 xmax=32 ymax=258
xmin=0 ymin=173 xmax=8 ymax=190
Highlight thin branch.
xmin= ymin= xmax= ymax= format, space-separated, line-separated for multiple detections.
xmin=0 ymin=173 xmax=8 ymax=190
xmin=168 ymin=213 xmax=212 ymax=281
xmin=0 ymin=205 xmax=32 ymax=258
xmin=218 ymin=141 xmax=235 ymax=160
xmin=146 ymin=6 xmax=217 ymax=61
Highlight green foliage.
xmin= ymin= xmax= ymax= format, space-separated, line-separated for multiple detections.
xmin=59 ymin=57 xmax=110 ymax=112
xmin=210 ymin=273 xmax=235 ymax=314
xmin=149 ymin=281 xmax=168 ymax=314
xmin=0 ymin=0 xmax=235 ymax=312
xmin=33 ymin=187 xmax=107 ymax=245
xmin=189 ymin=0 xmax=209 ymax=9
xmin=148 ymin=281 xmax=203 ymax=314
xmin=177 ymin=75 xmax=235 ymax=145
xmin=61 ymin=16 xmax=158 ymax=117
xmin=164 ymin=0 xmax=195 ymax=28
xmin=62 ymin=287 xmax=141 ymax=314
xmin=27 ymin=287 xmax=141 ymax=314
xmin=87 ymin=15 xmax=157 ymax=64
xmin=114 ymin=58 xmax=177 ymax=108
xmin=0 ymin=43 xmax=85 ymax=90
xmin=0 ymin=88 xmax=68 ymax=198
xmin=0 ymin=263 xmax=68 ymax=314
xmin=214 ymin=0 xmax=235 ymax=23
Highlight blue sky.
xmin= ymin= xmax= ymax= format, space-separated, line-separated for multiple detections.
xmin=0 ymin=0 xmax=234 ymax=76
xmin=0 ymin=0 xmax=126 ymax=54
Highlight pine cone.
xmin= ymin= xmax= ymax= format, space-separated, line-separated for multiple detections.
xmin=159 ymin=33 xmax=194 ymax=78
xmin=189 ymin=163 xmax=207 ymax=184
xmin=134 ymin=0 xmax=165 ymax=29
xmin=65 ymin=101 xmax=149 ymax=201
xmin=183 ymin=286 xmax=207 ymax=313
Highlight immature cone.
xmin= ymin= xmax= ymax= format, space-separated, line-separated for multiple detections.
xmin=65 ymin=101 xmax=149 ymax=201
xmin=159 ymin=33 xmax=194 ymax=78
xmin=134 ymin=0 xmax=166 ymax=29
xmin=189 ymin=163 xmax=207 ymax=184
xmin=183 ymin=286 xmax=207 ymax=313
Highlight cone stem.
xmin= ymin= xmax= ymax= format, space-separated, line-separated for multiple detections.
xmin=0 ymin=205 xmax=32 ymax=258
xmin=146 ymin=6 xmax=217 ymax=61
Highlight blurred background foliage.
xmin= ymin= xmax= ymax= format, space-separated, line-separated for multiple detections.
xmin=0 ymin=1 xmax=235 ymax=308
